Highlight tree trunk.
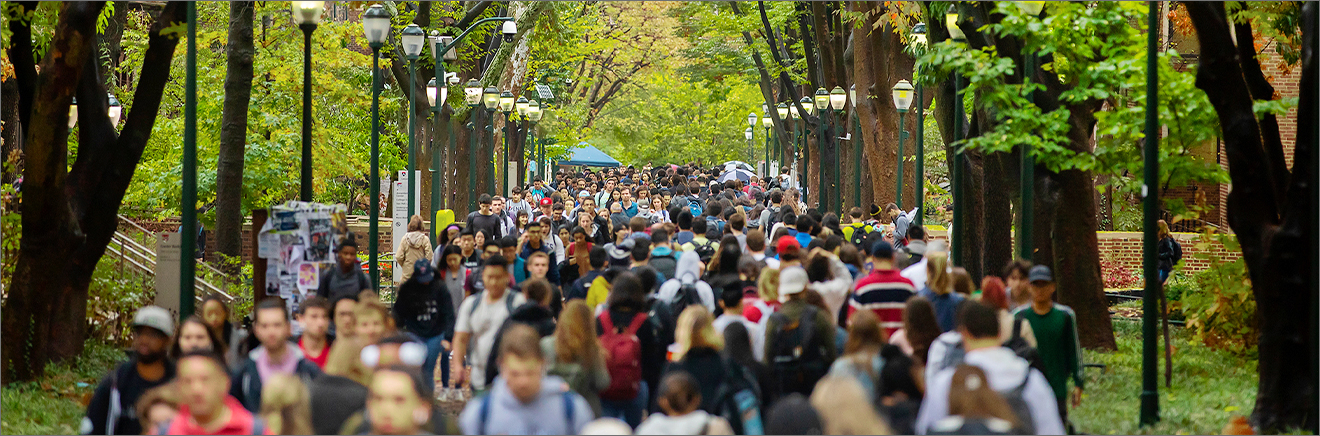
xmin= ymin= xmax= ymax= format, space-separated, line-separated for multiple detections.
xmin=852 ymin=1 xmax=913 ymax=214
xmin=1186 ymin=3 xmax=1318 ymax=432
xmin=3 ymin=1 xmax=184 ymax=383
xmin=214 ymin=1 xmax=254 ymax=259
xmin=98 ymin=1 xmax=129 ymax=87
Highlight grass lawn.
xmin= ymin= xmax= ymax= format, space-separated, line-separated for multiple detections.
xmin=1 ymin=341 xmax=125 ymax=435
xmin=1072 ymin=314 xmax=1258 ymax=435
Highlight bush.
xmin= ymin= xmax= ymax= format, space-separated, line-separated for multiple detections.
xmin=1100 ymin=253 xmax=1141 ymax=289
xmin=1173 ymin=229 xmax=1256 ymax=355
xmin=85 ymin=256 xmax=155 ymax=346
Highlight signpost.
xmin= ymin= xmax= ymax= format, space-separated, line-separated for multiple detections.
xmin=156 ymin=232 xmax=183 ymax=321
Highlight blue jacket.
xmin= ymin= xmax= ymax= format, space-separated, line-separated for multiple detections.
xmin=918 ymin=287 xmax=967 ymax=333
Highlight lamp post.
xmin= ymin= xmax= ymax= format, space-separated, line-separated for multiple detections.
xmin=363 ymin=3 xmax=390 ymax=289
xmin=425 ymin=74 xmax=448 ymax=243
xmin=528 ymin=100 xmax=543 ymax=182
xmin=498 ymin=90 xmax=515 ymax=195
xmin=762 ymin=107 xmax=773 ymax=178
xmin=107 ymin=93 xmax=122 ymax=127
xmin=892 ymin=80 xmax=914 ymax=210
xmin=181 ymin=1 xmax=198 ymax=318
xmin=401 ymin=23 xmax=425 ymax=220
xmin=1140 ymin=0 xmax=1161 ymax=426
xmin=912 ymin=22 xmax=928 ymax=227
xmin=1016 ymin=1 xmax=1043 ymax=261
xmin=778 ymin=102 xmax=790 ymax=178
xmin=813 ymin=89 xmax=829 ymax=212
xmin=946 ymin=4 xmax=966 ymax=266
xmin=801 ymin=95 xmax=816 ymax=207
xmin=829 ymin=86 xmax=846 ymax=211
xmin=294 ymin=1 xmax=323 ymax=202
xmin=483 ymin=86 xmax=500 ymax=195
xmin=465 ymin=79 xmax=482 ymax=211
xmin=516 ymin=96 xmax=529 ymax=187
xmin=850 ymin=84 xmax=861 ymax=208
xmin=746 ymin=111 xmax=757 ymax=163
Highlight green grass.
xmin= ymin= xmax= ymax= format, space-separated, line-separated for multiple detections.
xmin=1 ymin=341 xmax=126 ymax=435
xmin=1072 ymin=318 xmax=1257 ymax=435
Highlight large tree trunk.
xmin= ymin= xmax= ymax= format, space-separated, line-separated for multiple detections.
xmin=852 ymin=1 xmax=913 ymax=214
xmin=1186 ymin=3 xmax=1318 ymax=432
xmin=2 ymin=1 xmax=184 ymax=383
xmin=214 ymin=1 xmax=254 ymax=259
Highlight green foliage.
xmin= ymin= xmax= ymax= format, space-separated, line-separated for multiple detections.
xmin=1175 ymin=229 xmax=1257 ymax=354
xmin=1073 ymin=320 xmax=1257 ymax=435
xmin=1 ymin=339 xmax=124 ymax=435
xmin=85 ymin=255 xmax=155 ymax=346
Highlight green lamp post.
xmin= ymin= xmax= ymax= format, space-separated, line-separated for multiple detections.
xmin=813 ymin=88 xmax=829 ymax=212
xmin=850 ymin=84 xmax=862 ymax=208
xmin=498 ymin=90 xmax=515 ymax=194
xmin=829 ymin=86 xmax=847 ymax=212
xmin=401 ymin=23 xmax=425 ymax=221
xmin=363 ymin=3 xmax=390 ymax=289
xmin=483 ymin=86 xmax=500 ymax=195
xmin=946 ymin=4 xmax=966 ymax=266
xmin=912 ymin=22 xmax=928 ymax=227
xmin=464 ymin=79 xmax=482 ymax=211
xmin=294 ymin=1 xmax=323 ymax=202
xmin=892 ymin=80 xmax=914 ymax=210
xmin=181 ymin=1 xmax=198 ymax=318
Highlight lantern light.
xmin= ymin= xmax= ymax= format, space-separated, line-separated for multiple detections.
xmin=813 ymin=87 xmax=829 ymax=110
xmin=292 ymin=1 xmax=324 ymax=26
xmin=829 ymin=86 xmax=847 ymax=111
xmin=498 ymin=90 xmax=515 ymax=113
xmin=892 ymin=80 xmax=915 ymax=112
xmin=776 ymin=102 xmax=790 ymax=120
xmin=1016 ymin=1 xmax=1045 ymax=16
xmin=528 ymin=100 xmax=543 ymax=122
xmin=946 ymin=5 xmax=965 ymax=41
xmin=800 ymin=96 xmax=815 ymax=116
xmin=68 ymin=97 xmax=78 ymax=129
xmin=483 ymin=87 xmax=500 ymax=111
xmin=849 ymin=84 xmax=858 ymax=109
xmin=515 ymin=96 xmax=530 ymax=116
xmin=912 ymin=22 xmax=928 ymax=46
xmin=362 ymin=4 xmax=391 ymax=46
xmin=464 ymin=79 xmax=482 ymax=106
xmin=747 ymin=112 xmax=757 ymax=128
xmin=401 ymin=24 xmax=425 ymax=59
xmin=107 ymin=93 xmax=122 ymax=126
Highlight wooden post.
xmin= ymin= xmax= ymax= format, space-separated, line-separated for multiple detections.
xmin=251 ymin=208 xmax=267 ymax=320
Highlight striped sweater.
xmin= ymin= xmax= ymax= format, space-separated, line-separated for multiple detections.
xmin=848 ymin=269 xmax=917 ymax=338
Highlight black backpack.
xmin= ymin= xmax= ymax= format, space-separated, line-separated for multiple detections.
xmin=1002 ymin=318 xmax=1048 ymax=376
xmin=847 ymin=224 xmax=872 ymax=246
xmin=768 ymin=305 xmax=828 ymax=400
xmin=999 ymin=371 xmax=1038 ymax=435
xmin=691 ymin=239 xmax=717 ymax=263
xmin=714 ymin=360 xmax=765 ymax=435
xmin=666 ymin=281 xmax=704 ymax=316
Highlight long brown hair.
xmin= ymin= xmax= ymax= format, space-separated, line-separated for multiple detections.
xmin=948 ymin=365 xmax=1019 ymax=427
xmin=554 ymin=300 xmax=603 ymax=370
xmin=844 ymin=310 xmax=884 ymax=355
xmin=1157 ymin=219 xmax=1172 ymax=240
xmin=904 ymin=296 xmax=943 ymax=364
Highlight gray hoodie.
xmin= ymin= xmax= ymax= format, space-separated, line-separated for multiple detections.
xmin=635 ymin=410 xmax=735 ymax=435
xmin=914 ymin=346 xmax=1065 ymax=435
xmin=656 ymin=251 xmax=716 ymax=312
xmin=458 ymin=375 xmax=593 ymax=435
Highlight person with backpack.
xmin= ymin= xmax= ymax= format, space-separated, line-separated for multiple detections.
xmin=884 ymin=203 xmax=919 ymax=249
xmin=1156 ymin=220 xmax=1182 ymax=284
xmin=763 ymin=267 xmax=837 ymax=403
xmin=648 ymin=229 xmax=680 ymax=281
xmin=542 ymin=300 xmax=612 ymax=417
xmin=459 ymin=324 xmax=594 ymax=435
xmin=704 ymin=201 xmax=726 ymax=234
xmin=1012 ymin=265 xmax=1085 ymax=427
xmin=925 ymin=365 xmax=1025 ymax=435
xmin=165 ymin=350 xmax=266 ymax=435
xmin=657 ymin=251 xmax=718 ymax=313
xmin=915 ymin=301 xmax=1063 ymax=435
xmin=759 ymin=189 xmax=785 ymax=233
xmin=841 ymin=207 xmax=876 ymax=247
xmin=596 ymin=272 xmax=666 ymax=428
xmin=681 ymin=219 xmax=720 ymax=263
xmin=635 ymin=372 xmax=737 ymax=435
xmin=566 ymin=245 xmax=609 ymax=305
xmin=481 ymin=278 xmax=560 ymax=388
xmin=827 ymin=311 xmax=888 ymax=400
xmin=673 ymin=210 xmax=698 ymax=247
xmin=392 ymin=259 xmax=456 ymax=394
xmin=82 ymin=306 xmax=177 ymax=435
xmin=451 ymin=255 xmax=527 ymax=394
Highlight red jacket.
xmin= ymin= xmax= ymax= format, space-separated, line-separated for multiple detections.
xmin=164 ymin=396 xmax=270 ymax=435
xmin=849 ymin=268 xmax=916 ymax=338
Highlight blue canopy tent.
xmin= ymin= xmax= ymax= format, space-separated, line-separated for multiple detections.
xmin=560 ymin=142 xmax=621 ymax=168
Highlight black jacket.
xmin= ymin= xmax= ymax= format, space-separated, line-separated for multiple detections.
xmin=393 ymin=277 xmax=456 ymax=340
xmin=82 ymin=359 xmax=176 ymax=435
xmin=230 ymin=348 xmax=323 ymax=412
xmin=309 ymin=375 xmax=368 ymax=435
xmin=663 ymin=347 xmax=732 ymax=414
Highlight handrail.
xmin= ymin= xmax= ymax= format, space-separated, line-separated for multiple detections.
xmin=108 ymin=231 xmax=234 ymax=303
xmin=116 ymin=215 xmax=231 ymax=283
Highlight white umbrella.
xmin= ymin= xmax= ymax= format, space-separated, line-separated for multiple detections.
xmin=718 ymin=168 xmax=754 ymax=183
xmin=723 ymin=161 xmax=756 ymax=173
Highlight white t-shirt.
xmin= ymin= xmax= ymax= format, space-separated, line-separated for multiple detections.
xmin=713 ymin=314 xmax=764 ymax=362
xmin=901 ymin=258 xmax=929 ymax=291
xmin=455 ymin=290 xmax=527 ymax=390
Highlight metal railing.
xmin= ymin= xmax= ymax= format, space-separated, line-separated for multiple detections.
xmin=109 ymin=216 xmax=234 ymax=304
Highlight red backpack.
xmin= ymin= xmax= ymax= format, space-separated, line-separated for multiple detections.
xmin=598 ymin=312 xmax=648 ymax=401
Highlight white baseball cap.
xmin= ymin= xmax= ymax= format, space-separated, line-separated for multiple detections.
xmin=778 ymin=267 xmax=809 ymax=302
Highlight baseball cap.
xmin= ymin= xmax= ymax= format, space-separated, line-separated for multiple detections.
xmin=1029 ymin=265 xmax=1053 ymax=283
xmin=539 ymin=197 xmax=553 ymax=206
xmin=578 ymin=190 xmax=591 ymax=198
xmin=776 ymin=235 xmax=801 ymax=254
xmin=778 ymin=267 xmax=809 ymax=301
xmin=413 ymin=259 xmax=435 ymax=283
xmin=133 ymin=306 xmax=174 ymax=336
xmin=871 ymin=240 xmax=894 ymax=259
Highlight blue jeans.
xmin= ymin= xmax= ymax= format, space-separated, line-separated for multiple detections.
xmin=600 ymin=381 xmax=649 ymax=428
xmin=1158 ymin=268 xmax=1170 ymax=284
xmin=421 ymin=334 xmax=449 ymax=389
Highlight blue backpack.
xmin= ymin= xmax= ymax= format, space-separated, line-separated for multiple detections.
xmin=687 ymin=196 xmax=704 ymax=217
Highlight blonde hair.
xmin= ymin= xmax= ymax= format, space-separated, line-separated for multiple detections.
xmin=324 ymin=337 xmax=371 ymax=385
xmin=260 ymin=374 xmax=314 ymax=435
xmin=555 ymin=300 xmax=603 ymax=370
xmin=809 ymin=376 xmax=893 ymax=435
xmin=926 ymin=252 xmax=952 ymax=295
xmin=757 ymin=267 xmax=780 ymax=304
xmin=672 ymin=306 xmax=722 ymax=361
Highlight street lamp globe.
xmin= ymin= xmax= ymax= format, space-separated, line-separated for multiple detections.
xmin=67 ymin=97 xmax=78 ymax=129
xmin=362 ymin=4 xmax=391 ymax=48
xmin=515 ymin=96 xmax=530 ymax=116
xmin=829 ymin=86 xmax=847 ymax=111
xmin=761 ymin=102 xmax=769 ymax=117
xmin=498 ymin=90 xmax=515 ymax=113
xmin=945 ymin=5 xmax=965 ymax=41
xmin=292 ymin=1 xmax=324 ymax=26
xmin=849 ymin=84 xmax=857 ymax=109
xmin=912 ymin=22 xmax=928 ymax=46
xmin=745 ymin=127 xmax=754 ymax=141
xmin=1016 ymin=1 xmax=1045 ymax=16
xmin=464 ymin=79 xmax=482 ymax=106
xmin=762 ymin=114 xmax=773 ymax=128
xmin=747 ymin=112 xmax=757 ymax=128
xmin=483 ymin=86 xmax=500 ymax=111
xmin=776 ymin=102 xmax=790 ymax=120
xmin=800 ymin=96 xmax=815 ymax=116
xmin=789 ymin=102 xmax=799 ymax=119
xmin=107 ymin=93 xmax=122 ymax=126
xmin=892 ymin=80 xmax=915 ymax=112
xmin=528 ymin=100 xmax=543 ymax=122
xmin=427 ymin=78 xmax=445 ymax=107
xmin=813 ymin=87 xmax=829 ymax=110
xmin=401 ymin=24 xmax=425 ymax=59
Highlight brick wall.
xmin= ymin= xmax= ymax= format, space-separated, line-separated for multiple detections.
xmin=925 ymin=229 xmax=1240 ymax=277
xmin=1216 ymin=48 xmax=1302 ymax=227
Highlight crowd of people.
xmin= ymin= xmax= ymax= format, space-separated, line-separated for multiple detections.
xmin=82 ymin=163 xmax=1088 ymax=435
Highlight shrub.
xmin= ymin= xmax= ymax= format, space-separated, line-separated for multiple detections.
xmin=1100 ymin=253 xmax=1141 ymax=289
xmin=1173 ymin=229 xmax=1256 ymax=355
